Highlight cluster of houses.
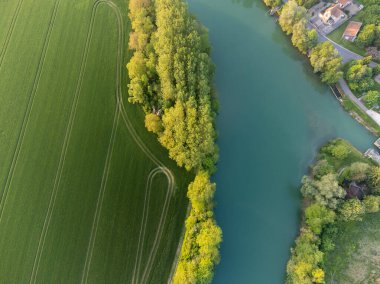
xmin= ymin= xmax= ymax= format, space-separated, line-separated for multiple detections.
xmin=317 ymin=0 xmax=363 ymax=41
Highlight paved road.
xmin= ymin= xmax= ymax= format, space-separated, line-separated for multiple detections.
xmin=317 ymin=32 xmax=363 ymax=63
xmin=339 ymin=78 xmax=380 ymax=126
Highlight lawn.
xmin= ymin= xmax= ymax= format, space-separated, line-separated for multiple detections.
xmin=0 ymin=0 xmax=190 ymax=283
xmin=324 ymin=212 xmax=380 ymax=283
xmin=327 ymin=14 xmax=367 ymax=56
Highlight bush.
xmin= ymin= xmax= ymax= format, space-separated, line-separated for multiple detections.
xmin=312 ymin=160 xmax=334 ymax=180
xmin=286 ymin=228 xmax=324 ymax=284
xmin=330 ymin=144 xmax=350 ymax=160
xmin=362 ymin=90 xmax=380 ymax=108
xmin=339 ymin=199 xmax=365 ymax=221
xmin=348 ymin=162 xmax=371 ymax=182
xmin=363 ymin=195 xmax=380 ymax=213
xmin=305 ymin=204 xmax=336 ymax=235
xmin=145 ymin=113 xmax=163 ymax=134
xmin=301 ymin=174 xmax=345 ymax=209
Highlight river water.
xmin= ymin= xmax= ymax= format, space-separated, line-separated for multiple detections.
xmin=188 ymin=0 xmax=375 ymax=282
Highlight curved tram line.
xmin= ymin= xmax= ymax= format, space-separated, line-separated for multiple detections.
xmin=22 ymin=1 xmax=175 ymax=283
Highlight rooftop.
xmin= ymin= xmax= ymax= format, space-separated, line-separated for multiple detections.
xmin=343 ymin=21 xmax=363 ymax=37
xmin=337 ymin=0 xmax=351 ymax=6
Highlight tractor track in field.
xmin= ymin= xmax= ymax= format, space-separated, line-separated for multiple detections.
xmin=26 ymin=1 xmax=174 ymax=283
xmin=77 ymin=2 xmax=175 ymax=283
xmin=0 ymin=0 xmax=24 ymax=70
xmin=29 ymin=1 xmax=113 ymax=282
xmin=108 ymin=2 xmax=175 ymax=282
xmin=0 ymin=0 xmax=61 ymax=223
xmin=132 ymin=168 xmax=173 ymax=284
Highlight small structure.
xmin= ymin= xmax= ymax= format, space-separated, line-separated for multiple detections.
xmin=365 ymin=148 xmax=380 ymax=165
xmin=336 ymin=0 xmax=352 ymax=9
xmin=374 ymin=138 xmax=380 ymax=150
xmin=346 ymin=182 xmax=366 ymax=199
xmin=319 ymin=5 xmax=346 ymax=26
xmin=342 ymin=21 xmax=362 ymax=41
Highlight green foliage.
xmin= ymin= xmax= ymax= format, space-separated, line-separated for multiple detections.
xmin=339 ymin=199 xmax=366 ymax=222
xmin=263 ymin=0 xmax=281 ymax=8
xmin=301 ymin=174 xmax=345 ymax=209
xmin=309 ymin=42 xmax=343 ymax=84
xmin=279 ymin=0 xmax=307 ymax=35
xmin=363 ymin=195 xmax=380 ymax=213
xmin=145 ymin=113 xmax=163 ymax=134
xmin=320 ymin=224 xmax=338 ymax=252
xmin=358 ymin=5 xmax=380 ymax=26
xmin=286 ymin=228 xmax=324 ymax=284
xmin=296 ymin=0 xmax=319 ymax=9
xmin=305 ymin=204 xmax=336 ymax=235
xmin=356 ymin=24 xmax=377 ymax=48
xmin=369 ymin=166 xmax=380 ymax=187
xmin=363 ymin=90 xmax=380 ymax=108
xmin=328 ymin=143 xmax=350 ymax=160
xmin=128 ymin=1 xmax=221 ymax=282
xmin=291 ymin=19 xmax=318 ymax=55
xmin=187 ymin=171 xmax=216 ymax=213
xmin=174 ymin=172 xmax=222 ymax=284
xmin=127 ymin=0 xmax=219 ymax=172
xmin=312 ymin=159 xmax=334 ymax=180
xmin=347 ymin=162 xmax=371 ymax=182
xmin=345 ymin=59 xmax=374 ymax=93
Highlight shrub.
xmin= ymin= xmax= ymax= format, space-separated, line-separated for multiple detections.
xmin=339 ymin=199 xmax=365 ymax=221
xmin=312 ymin=160 xmax=334 ymax=180
xmin=348 ymin=162 xmax=371 ymax=182
xmin=363 ymin=195 xmax=380 ymax=213
xmin=305 ymin=204 xmax=336 ymax=234
xmin=301 ymin=174 xmax=345 ymax=209
xmin=362 ymin=90 xmax=380 ymax=108
xmin=145 ymin=113 xmax=163 ymax=134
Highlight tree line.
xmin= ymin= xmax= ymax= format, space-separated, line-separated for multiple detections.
xmin=127 ymin=0 xmax=222 ymax=283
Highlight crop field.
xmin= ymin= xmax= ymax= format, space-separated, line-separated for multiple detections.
xmin=0 ymin=0 xmax=190 ymax=282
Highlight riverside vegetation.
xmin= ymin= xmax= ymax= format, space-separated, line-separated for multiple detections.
xmin=265 ymin=0 xmax=344 ymax=85
xmin=286 ymin=139 xmax=380 ymax=283
xmin=127 ymin=0 xmax=222 ymax=283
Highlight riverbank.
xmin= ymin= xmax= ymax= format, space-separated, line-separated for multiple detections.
xmin=264 ymin=0 xmax=380 ymax=144
xmin=286 ymin=139 xmax=380 ymax=283
xmin=188 ymin=0 xmax=375 ymax=282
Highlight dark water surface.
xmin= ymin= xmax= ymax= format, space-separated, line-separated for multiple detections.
xmin=188 ymin=0 xmax=375 ymax=282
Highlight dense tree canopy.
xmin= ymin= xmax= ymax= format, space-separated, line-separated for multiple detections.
xmin=309 ymin=42 xmax=343 ymax=84
xmin=279 ymin=0 xmax=307 ymax=35
xmin=291 ymin=19 xmax=318 ymax=55
xmin=301 ymin=174 xmax=345 ymax=209
xmin=127 ymin=1 xmax=221 ymax=282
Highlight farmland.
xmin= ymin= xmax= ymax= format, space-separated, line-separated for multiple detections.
xmin=0 ymin=0 xmax=190 ymax=282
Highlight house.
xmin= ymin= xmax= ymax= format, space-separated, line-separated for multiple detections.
xmin=319 ymin=5 xmax=346 ymax=26
xmin=346 ymin=182 xmax=366 ymax=199
xmin=336 ymin=0 xmax=352 ymax=9
xmin=342 ymin=21 xmax=362 ymax=41
xmin=365 ymin=148 xmax=380 ymax=165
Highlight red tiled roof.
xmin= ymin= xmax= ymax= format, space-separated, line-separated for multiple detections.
xmin=343 ymin=21 xmax=363 ymax=37
xmin=338 ymin=0 xmax=351 ymax=6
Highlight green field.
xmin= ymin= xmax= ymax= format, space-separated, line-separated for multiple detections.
xmin=325 ymin=212 xmax=380 ymax=283
xmin=0 ymin=0 xmax=190 ymax=282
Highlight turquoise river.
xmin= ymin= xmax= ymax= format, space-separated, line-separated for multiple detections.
xmin=188 ymin=0 xmax=375 ymax=282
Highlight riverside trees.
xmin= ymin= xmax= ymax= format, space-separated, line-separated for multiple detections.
xmin=278 ymin=1 xmax=343 ymax=84
xmin=127 ymin=0 xmax=221 ymax=282
xmin=287 ymin=139 xmax=380 ymax=283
